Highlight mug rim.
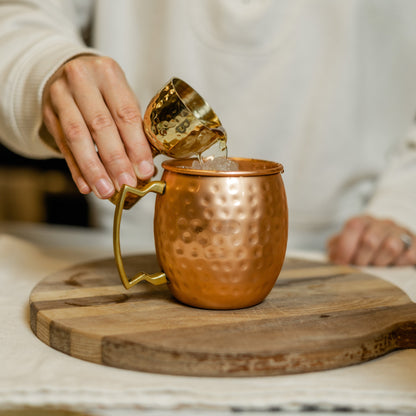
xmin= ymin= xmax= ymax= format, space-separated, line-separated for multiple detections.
xmin=161 ymin=157 xmax=284 ymax=177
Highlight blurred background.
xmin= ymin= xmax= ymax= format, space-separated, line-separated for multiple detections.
xmin=0 ymin=142 xmax=91 ymax=227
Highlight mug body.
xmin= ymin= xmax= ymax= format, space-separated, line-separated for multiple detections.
xmin=154 ymin=158 xmax=288 ymax=309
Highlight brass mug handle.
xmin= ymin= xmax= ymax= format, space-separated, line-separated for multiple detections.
xmin=113 ymin=181 xmax=167 ymax=289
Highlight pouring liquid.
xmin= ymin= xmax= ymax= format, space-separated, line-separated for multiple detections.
xmin=194 ymin=126 xmax=239 ymax=171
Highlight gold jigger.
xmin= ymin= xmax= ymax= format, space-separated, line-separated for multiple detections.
xmin=110 ymin=77 xmax=225 ymax=209
xmin=113 ymin=158 xmax=288 ymax=310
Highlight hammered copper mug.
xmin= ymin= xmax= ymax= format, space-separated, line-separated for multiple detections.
xmin=113 ymin=157 xmax=288 ymax=310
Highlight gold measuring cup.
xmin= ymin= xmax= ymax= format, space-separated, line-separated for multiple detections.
xmin=113 ymin=158 xmax=288 ymax=310
xmin=110 ymin=77 xmax=225 ymax=209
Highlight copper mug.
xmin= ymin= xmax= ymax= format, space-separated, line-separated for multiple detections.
xmin=113 ymin=157 xmax=288 ymax=310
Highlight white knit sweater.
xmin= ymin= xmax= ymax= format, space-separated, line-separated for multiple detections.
xmin=1 ymin=0 xmax=416 ymax=251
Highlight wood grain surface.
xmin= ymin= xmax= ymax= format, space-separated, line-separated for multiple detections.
xmin=29 ymin=255 xmax=416 ymax=377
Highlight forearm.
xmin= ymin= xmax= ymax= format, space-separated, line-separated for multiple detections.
xmin=0 ymin=0 xmax=98 ymax=158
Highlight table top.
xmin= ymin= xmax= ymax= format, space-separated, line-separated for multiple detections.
xmin=1 ymin=221 xmax=415 ymax=416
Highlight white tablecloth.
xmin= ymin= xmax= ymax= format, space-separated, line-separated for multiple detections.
xmin=0 ymin=222 xmax=415 ymax=416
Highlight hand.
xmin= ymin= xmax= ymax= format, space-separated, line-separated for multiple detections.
xmin=42 ymin=55 xmax=154 ymax=199
xmin=327 ymin=215 xmax=416 ymax=266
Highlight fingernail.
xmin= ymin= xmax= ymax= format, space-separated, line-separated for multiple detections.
xmin=135 ymin=160 xmax=154 ymax=179
xmin=76 ymin=177 xmax=91 ymax=194
xmin=116 ymin=172 xmax=136 ymax=190
xmin=93 ymin=178 xmax=114 ymax=199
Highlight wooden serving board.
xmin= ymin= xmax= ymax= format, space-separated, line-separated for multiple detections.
xmin=29 ymin=255 xmax=416 ymax=377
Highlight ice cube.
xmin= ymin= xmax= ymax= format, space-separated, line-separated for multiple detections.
xmin=191 ymin=157 xmax=239 ymax=172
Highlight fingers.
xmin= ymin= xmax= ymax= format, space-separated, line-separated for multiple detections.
xmin=370 ymin=228 xmax=405 ymax=266
xmin=42 ymin=56 xmax=154 ymax=199
xmin=353 ymin=218 xmax=396 ymax=266
xmin=48 ymin=75 xmax=117 ymax=198
xmin=327 ymin=215 xmax=416 ymax=267
xmin=65 ymin=60 xmax=137 ymax=195
xmin=98 ymin=62 xmax=154 ymax=179
xmin=42 ymin=101 xmax=91 ymax=195
xmin=327 ymin=216 xmax=369 ymax=265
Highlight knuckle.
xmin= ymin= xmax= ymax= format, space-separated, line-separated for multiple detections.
xmin=345 ymin=217 xmax=365 ymax=232
xmin=116 ymin=104 xmax=141 ymax=124
xmin=63 ymin=58 xmax=89 ymax=81
xmin=80 ymin=157 xmax=103 ymax=179
xmin=89 ymin=113 xmax=114 ymax=133
xmin=65 ymin=121 xmax=85 ymax=144
xmin=382 ymin=237 xmax=402 ymax=256
xmin=48 ymin=79 xmax=63 ymax=96
xmin=101 ymin=150 xmax=126 ymax=166
xmin=360 ymin=233 xmax=378 ymax=250
xmin=97 ymin=56 xmax=121 ymax=77
xmin=64 ymin=56 xmax=122 ymax=81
